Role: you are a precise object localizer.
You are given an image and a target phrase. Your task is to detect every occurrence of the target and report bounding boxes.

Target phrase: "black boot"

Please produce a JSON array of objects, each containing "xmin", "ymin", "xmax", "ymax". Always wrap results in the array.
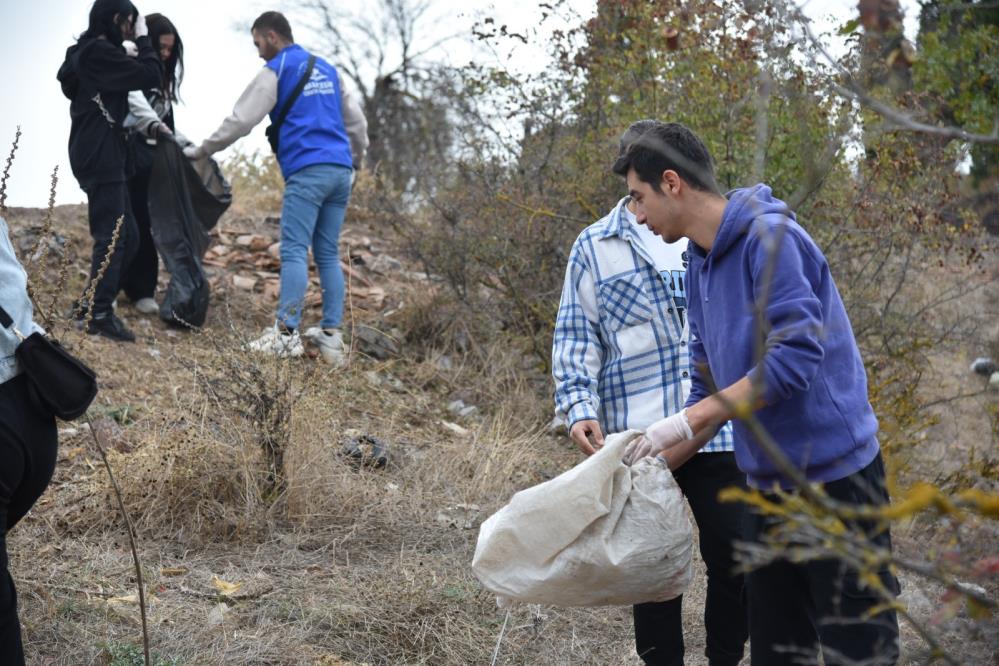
[{"xmin": 86, "ymin": 313, "xmax": 136, "ymax": 342}]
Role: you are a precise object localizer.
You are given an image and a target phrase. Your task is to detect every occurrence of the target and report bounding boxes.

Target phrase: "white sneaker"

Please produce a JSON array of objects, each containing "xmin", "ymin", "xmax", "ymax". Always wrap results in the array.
[
  {"xmin": 134, "ymin": 297, "xmax": 159, "ymax": 315},
  {"xmin": 247, "ymin": 326, "xmax": 305, "ymax": 358},
  {"xmin": 304, "ymin": 326, "xmax": 346, "ymax": 365}
]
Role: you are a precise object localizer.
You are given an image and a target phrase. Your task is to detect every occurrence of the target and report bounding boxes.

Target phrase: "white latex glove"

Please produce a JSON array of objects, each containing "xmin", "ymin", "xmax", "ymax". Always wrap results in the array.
[
  {"xmin": 623, "ymin": 409, "xmax": 694, "ymax": 465},
  {"xmin": 183, "ymin": 144, "xmax": 205, "ymax": 160},
  {"xmin": 122, "ymin": 40, "xmax": 138, "ymax": 57},
  {"xmin": 134, "ymin": 13, "xmax": 148, "ymax": 39}
]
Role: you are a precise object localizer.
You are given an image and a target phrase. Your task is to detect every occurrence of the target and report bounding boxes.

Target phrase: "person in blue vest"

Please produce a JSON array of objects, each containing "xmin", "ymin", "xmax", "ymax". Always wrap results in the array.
[{"xmin": 184, "ymin": 11, "xmax": 368, "ymax": 364}]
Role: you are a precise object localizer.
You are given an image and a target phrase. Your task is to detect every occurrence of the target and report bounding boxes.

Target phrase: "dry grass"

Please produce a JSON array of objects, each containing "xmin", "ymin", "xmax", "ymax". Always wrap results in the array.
[{"xmin": 3, "ymin": 202, "xmax": 997, "ymax": 665}]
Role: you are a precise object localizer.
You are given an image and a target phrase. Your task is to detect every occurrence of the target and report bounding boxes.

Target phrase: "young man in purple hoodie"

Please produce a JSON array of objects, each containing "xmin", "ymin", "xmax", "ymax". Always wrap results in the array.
[{"xmin": 614, "ymin": 121, "xmax": 900, "ymax": 665}]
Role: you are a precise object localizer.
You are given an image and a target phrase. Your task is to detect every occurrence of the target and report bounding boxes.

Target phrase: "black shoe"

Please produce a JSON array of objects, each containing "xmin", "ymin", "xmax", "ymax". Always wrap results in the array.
[{"xmin": 86, "ymin": 314, "xmax": 136, "ymax": 342}]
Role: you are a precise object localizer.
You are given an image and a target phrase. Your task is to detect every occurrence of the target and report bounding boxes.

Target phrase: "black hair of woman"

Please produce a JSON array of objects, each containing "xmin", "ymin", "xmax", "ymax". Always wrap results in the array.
[
  {"xmin": 82, "ymin": 0, "xmax": 138, "ymax": 46},
  {"xmin": 146, "ymin": 13, "xmax": 184, "ymax": 101}
]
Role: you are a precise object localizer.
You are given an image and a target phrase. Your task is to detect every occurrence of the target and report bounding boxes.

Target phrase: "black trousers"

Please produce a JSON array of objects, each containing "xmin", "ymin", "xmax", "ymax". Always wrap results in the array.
[
  {"xmin": 82, "ymin": 181, "xmax": 138, "ymax": 317},
  {"xmin": 746, "ymin": 452, "xmax": 901, "ymax": 666},
  {"xmin": 634, "ymin": 452, "xmax": 749, "ymax": 666},
  {"xmin": 0, "ymin": 374, "xmax": 58, "ymax": 665},
  {"xmin": 121, "ymin": 166, "xmax": 159, "ymax": 302}
]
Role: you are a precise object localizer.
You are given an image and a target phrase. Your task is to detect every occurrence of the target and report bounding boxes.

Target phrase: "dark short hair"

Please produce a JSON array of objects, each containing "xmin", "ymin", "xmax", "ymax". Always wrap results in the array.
[
  {"xmin": 252, "ymin": 11, "xmax": 294, "ymax": 42},
  {"xmin": 612, "ymin": 121, "xmax": 720, "ymax": 195},
  {"xmin": 617, "ymin": 119, "xmax": 658, "ymax": 158}
]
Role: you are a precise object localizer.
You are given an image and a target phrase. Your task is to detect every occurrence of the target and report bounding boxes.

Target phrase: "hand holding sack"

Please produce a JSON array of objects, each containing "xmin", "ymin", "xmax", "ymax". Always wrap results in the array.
[
  {"xmin": 183, "ymin": 144, "xmax": 205, "ymax": 160},
  {"xmin": 472, "ymin": 430, "xmax": 693, "ymax": 607},
  {"xmin": 623, "ymin": 408, "xmax": 694, "ymax": 464}
]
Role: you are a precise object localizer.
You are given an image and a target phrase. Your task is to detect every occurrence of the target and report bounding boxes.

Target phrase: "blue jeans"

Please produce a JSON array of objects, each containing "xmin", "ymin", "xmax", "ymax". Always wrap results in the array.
[{"xmin": 276, "ymin": 163, "xmax": 353, "ymax": 330}]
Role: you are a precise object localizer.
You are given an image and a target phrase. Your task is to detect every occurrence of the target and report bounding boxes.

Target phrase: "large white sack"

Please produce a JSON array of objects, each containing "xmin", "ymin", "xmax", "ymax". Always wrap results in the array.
[{"xmin": 472, "ymin": 430, "xmax": 693, "ymax": 607}]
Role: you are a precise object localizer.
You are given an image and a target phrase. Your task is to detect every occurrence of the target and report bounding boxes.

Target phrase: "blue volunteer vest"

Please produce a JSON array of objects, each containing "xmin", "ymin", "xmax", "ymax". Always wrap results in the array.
[{"xmin": 266, "ymin": 45, "xmax": 353, "ymax": 179}]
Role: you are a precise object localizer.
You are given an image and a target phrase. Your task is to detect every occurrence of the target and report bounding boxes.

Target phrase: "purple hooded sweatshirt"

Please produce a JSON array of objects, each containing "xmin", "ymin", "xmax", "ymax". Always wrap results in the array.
[{"xmin": 683, "ymin": 184, "xmax": 880, "ymax": 488}]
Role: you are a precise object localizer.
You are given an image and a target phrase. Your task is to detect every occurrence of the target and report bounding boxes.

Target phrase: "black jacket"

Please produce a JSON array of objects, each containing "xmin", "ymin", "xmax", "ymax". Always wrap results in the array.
[{"xmin": 57, "ymin": 35, "xmax": 161, "ymax": 189}]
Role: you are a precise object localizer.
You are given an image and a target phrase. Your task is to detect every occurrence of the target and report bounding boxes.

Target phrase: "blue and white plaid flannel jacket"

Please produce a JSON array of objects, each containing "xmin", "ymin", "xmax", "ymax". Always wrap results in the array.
[{"xmin": 552, "ymin": 197, "xmax": 734, "ymax": 453}]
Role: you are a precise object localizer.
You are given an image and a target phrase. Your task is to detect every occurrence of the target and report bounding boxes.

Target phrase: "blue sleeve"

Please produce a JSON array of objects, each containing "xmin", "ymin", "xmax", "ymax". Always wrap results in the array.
[
  {"xmin": 684, "ymin": 311, "xmax": 713, "ymax": 408},
  {"xmin": 746, "ymin": 221, "xmax": 826, "ymax": 403}
]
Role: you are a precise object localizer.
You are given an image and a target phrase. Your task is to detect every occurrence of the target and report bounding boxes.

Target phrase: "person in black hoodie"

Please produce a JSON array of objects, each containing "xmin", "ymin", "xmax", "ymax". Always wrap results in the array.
[{"xmin": 57, "ymin": 0, "xmax": 162, "ymax": 342}]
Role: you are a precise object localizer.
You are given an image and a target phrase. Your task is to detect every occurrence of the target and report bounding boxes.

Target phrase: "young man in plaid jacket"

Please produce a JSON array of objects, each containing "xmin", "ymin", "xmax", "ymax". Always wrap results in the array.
[{"xmin": 551, "ymin": 121, "xmax": 748, "ymax": 666}]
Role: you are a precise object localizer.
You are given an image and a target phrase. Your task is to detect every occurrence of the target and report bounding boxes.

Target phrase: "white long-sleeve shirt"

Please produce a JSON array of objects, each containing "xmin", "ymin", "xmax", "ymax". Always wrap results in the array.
[
  {"xmin": 198, "ymin": 66, "xmax": 369, "ymax": 168},
  {"xmin": 125, "ymin": 90, "xmax": 190, "ymax": 145}
]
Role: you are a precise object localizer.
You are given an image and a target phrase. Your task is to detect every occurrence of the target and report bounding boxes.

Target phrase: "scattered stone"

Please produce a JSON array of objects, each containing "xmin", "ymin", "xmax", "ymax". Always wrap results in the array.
[
  {"xmin": 267, "ymin": 242, "xmax": 281, "ymax": 260},
  {"xmin": 353, "ymin": 325, "xmax": 400, "ymax": 359},
  {"xmin": 990, "ymin": 372, "xmax": 999, "ymax": 391},
  {"xmin": 447, "ymin": 399, "xmax": 466, "ymax": 414},
  {"xmin": 232, "ymin": 275, "xmax": 257, "ymax": 291},
  {"xmin": 458, "ymin": 405, "xmax": 479, "ymax": 418},
  {"xmin": 441, "ymin": 420, "xmax": 470, "ymax": 437},
  {"xmin": 435, "ymin": 503, "xmax": 482, "ymax": 529},
  {"xmin": 235, "ymin": 234, "xmax": 271, "ymax": 251},
  {"xmin": 146, "ymin": 348, "xmax": 161, "ymax": 358},
  {"xmin": 16, "ymin": 227, "xmax": 67, "ymax": 259},
  {"xmin": 435, "ymin": 355, "xmax": 454, "ymax": 371},
  {"xmin": 368, "ymin": 254, "xmax": 404, "ymax": 275}
]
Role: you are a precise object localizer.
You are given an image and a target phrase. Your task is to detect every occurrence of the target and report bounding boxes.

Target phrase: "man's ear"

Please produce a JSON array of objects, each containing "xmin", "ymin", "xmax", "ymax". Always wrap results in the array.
[{"xmin": 661, "ymin": 170, "xmax": 681, "ymax": 194}]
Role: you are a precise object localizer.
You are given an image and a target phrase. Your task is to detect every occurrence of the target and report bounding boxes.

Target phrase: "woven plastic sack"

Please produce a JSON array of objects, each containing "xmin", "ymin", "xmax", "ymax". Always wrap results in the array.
[{"xmin": 472, "ymin": 430, "xmax": 693, "ymax": 607}]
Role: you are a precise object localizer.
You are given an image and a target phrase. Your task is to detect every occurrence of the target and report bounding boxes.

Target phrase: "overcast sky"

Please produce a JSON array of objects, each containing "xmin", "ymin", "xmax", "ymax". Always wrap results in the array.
[{"xmin": 0, "ymin": 0, "xmax": 918, "ymax": 207}]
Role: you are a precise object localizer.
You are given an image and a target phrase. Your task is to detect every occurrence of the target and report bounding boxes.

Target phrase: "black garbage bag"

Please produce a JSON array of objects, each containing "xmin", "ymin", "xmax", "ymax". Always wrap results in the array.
[{"xmin": 147, "ymin": 138, "xmax": 232, "ymax": 328}]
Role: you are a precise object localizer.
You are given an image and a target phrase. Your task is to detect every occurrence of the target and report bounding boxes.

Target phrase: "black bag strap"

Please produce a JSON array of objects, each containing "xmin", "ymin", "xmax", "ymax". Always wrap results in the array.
[
  {"xmin": 0, "ymin": 304, "xmax": 12, "ymax": 330},
  {"xmin": 272, "ymin": 55, "xmax": 317, "ymax": 138}
]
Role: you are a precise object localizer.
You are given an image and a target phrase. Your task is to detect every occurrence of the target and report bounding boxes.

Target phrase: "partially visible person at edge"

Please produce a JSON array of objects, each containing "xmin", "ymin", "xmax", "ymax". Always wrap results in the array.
[
  {"xmin": 616, "ymin": 121, "xmax": 900, "ymax": 665},
  {"xmin": 120, "ymin": 13, "xmax": 188, "ymax": 316},
  {"xmin": 57, "ymin": 0, "xmax": 162, "ymax": 342},
  {"xmin": 183, "ymin": 11, "xmax": 368, "ymax": 365},
  {"xmin": 552, "ymin": 121, "xmax": 748, "ymax": 666},
  {"xmin": 0, "ymin": 217, "xmax": 59, "ymax": 665}
]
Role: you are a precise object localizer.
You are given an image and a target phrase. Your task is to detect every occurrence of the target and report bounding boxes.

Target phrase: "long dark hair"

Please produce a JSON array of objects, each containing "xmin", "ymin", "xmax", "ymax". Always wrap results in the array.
[
  {"xmin": 81, "ymin": 0, "xmax": 138, "ymax": 46},
  {"xmin": 146, "ymin": 13, "xmax": 184, "ymax": 100}
]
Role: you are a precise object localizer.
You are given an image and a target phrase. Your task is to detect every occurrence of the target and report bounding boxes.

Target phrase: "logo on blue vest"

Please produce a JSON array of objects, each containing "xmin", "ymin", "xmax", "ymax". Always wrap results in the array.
[{"xmin": 303, "ymin": 67, "xmax": 336, "ymax": 98}]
